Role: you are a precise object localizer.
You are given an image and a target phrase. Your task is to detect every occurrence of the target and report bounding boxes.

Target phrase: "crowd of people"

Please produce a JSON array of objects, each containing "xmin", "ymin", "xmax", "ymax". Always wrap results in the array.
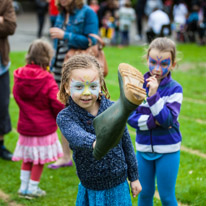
[
  {"xmin": 90, "ymin": 0, "xmax": 206, "ymax": 46},
  {"xmin": 10, "ymin": 0, "xmax": 206, "ymax": 46},
  {"xmin": 18, "ymin": 0, "xmax": 206, "ymax": 46},
  {"xmin": 0, "ymin": 0, "xmax": 192, "ymax": 205}
]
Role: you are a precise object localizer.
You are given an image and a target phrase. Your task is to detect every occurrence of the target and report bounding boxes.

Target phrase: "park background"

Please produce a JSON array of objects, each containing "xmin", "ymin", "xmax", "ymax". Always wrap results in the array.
[{"xmin": 0, "ymin": 3, "xmax": 206, "ymax": 206}]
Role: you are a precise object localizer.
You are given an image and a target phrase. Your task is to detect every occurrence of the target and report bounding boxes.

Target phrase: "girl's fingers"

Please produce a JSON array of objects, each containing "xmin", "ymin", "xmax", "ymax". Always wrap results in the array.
[
  {"xmin": 146, "ymin": 76, "xmax": 156, "ymax": 82},
  {"xmin": 132, "ymin": 188, "xmax": 138, "ymax": 197}
]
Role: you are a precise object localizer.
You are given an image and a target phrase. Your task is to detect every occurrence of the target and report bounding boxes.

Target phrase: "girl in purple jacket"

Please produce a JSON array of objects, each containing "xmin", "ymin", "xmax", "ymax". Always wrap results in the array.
[{"xmin": 128, "ymin": 37, "xmax": 183, "ymax": 206}]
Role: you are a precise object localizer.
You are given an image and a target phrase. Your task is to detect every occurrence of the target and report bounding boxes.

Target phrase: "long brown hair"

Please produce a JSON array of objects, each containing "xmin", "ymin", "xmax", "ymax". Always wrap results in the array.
[
  {"xmin": 58, "ymin": 54, "xmax": 110, "ymax": 105},
  {"xmin": 56, "ymin": 0, "xmax": 84, "ymax": 14}
]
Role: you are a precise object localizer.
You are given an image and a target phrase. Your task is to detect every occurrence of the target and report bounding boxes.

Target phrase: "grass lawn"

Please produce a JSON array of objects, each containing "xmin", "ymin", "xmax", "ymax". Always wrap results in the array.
[{"xmin": 0, "ymin": 43, "xmax": 206, "ymax": 206}]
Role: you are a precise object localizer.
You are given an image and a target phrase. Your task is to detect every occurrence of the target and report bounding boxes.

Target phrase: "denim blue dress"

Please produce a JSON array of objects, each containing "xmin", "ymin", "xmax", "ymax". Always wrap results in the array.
[{"xmin": 76, "ymin": 180, "xmax": 132, "ymax": 206}]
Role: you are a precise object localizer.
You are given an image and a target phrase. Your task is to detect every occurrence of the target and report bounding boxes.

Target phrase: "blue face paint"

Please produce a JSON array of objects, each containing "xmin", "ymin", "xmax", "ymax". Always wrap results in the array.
[
  {"xmin": 149, "ymin": 56, "xmax": 171, "ymax": 76},
  {"xmin": 70, "ymin": 79, "xmax": 100, "ymax": 98}
]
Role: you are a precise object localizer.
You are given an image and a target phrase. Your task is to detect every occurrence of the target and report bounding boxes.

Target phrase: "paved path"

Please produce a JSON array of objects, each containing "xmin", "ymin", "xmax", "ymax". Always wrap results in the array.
[{"xmin": 9, "ymin": 12, "xmax": 51, "ymax": 52}]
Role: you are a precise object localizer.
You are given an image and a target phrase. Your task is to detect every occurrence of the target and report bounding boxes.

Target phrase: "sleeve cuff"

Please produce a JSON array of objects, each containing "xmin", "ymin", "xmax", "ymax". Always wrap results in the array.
[
  {"xmin": 63, "ymin": 32, "xmax": 72, "ymax": 41},
  {"xmin": 128, "ymin": 172, "xmax": 139, "ymax": 182}
]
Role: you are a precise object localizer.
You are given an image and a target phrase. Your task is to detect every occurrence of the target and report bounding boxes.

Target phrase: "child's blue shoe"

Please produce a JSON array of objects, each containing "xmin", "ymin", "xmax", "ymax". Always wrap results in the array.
[
  {"xmin": 18, "ymin": 189, "xmax": 27, "ymax": 198},
  {"xmin": 26, "ymin": 187, "xmax": 46, "ymax": 199}
]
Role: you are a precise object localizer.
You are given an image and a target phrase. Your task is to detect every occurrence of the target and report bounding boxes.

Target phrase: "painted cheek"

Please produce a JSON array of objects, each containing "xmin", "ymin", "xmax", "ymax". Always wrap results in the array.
[
  {"xmin": 70, "ymin": 86, "xmax": 84, "ymax": 96},
  {"xmin": 149, "ymin": 64, "xmax": 155, "ymax": 73},
  {"xmin": 160, "ymin": 59, "xmax": 171, "ymax": 76},
  {"xmin": 90, "ymin": 86, "xmax": 100, "ymax": 98},
  {"xmin": 88, "ymin": 81, "xmax": 100, "ymax": 98},
  {"xmin": 161, "ymin": 67, "xmax": 169, "ymax": 76},
  {"xmin": 148, "ymin": 57, "xmax": 157, "ymax": 73}
]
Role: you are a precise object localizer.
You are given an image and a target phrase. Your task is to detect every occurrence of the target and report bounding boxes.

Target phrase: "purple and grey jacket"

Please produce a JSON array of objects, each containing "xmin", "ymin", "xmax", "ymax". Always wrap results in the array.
[{"xmin": 128, "ymin": 72, "xmax": 183, "ymax": 154}]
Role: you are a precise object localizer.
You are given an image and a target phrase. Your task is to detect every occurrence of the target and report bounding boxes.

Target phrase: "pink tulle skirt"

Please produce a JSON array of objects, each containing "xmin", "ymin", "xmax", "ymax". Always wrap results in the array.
[{"xmin": 12, "ymin": 132, "xmax": 63, "ymax": 165}]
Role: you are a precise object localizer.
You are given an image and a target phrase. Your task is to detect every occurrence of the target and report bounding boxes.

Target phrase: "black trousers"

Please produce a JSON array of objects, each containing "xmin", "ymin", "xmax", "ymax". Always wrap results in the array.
[
  {"xmin": 36, "ymin": 5, "xmax": 48, "ymax": 38},
  {"xmin": 0, "ymin": 71, "xmax": 11, "ymax": 135},
  {"xmin": 146, "ymin": 29, "xmax": 156, "ymax": 43}
]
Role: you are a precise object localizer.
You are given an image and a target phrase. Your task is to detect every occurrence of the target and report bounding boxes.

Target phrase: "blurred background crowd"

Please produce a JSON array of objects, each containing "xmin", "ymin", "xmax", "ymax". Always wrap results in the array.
[{"xmin": 11, "ymin": 0, "xmax": 206, "ymax": 46}]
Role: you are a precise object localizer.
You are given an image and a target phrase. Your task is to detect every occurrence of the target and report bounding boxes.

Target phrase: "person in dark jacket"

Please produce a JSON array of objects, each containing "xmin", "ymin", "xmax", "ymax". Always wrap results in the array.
[{"xmin": 0, "ymin": 0, "xmax": 16, "ymax": 160}]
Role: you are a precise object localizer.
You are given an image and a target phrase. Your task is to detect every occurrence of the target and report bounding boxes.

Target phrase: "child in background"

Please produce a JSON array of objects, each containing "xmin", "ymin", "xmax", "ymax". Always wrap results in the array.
[
  {"xmin": 118, "ymin": 0, "xmax": 136, "ymax": 46},
  {"xmin": 57, "ymin": 54, "xmax": 142, "ymax": 205},
  {"xmin": 186, "ymin": 4, "xmax": 199, "ymax": 42},
  {"xmin": 172, "ymin": 0, "xmax": 188, "ymax": 42},
  {"xmin": 12, "ymin": 39, "xmax": 64, "ymax": 198},
  {"xmin": 128, "ymin": 37, "xmax": 183, "ymax": 206},
  {"xmin": 100, "ymin": 10, "xmax": 115, "ymax": 44}
]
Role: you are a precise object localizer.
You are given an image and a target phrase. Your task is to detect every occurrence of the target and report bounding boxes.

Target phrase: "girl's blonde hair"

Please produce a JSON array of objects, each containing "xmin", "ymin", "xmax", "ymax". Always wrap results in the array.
[
  {"xmin": 56, "ymin": 0, "xmax": 84, "ymax": 14},
  {"xmin": 147, "ymin": 37, "xmax": 177, "ymax": 64},
  {"xmin": 26, "ymin": 39, "xmax": 53, "ymax": 70},
  {"xmin": 58, "ymin": 54, "xmax": 110, "ymax": 105}
]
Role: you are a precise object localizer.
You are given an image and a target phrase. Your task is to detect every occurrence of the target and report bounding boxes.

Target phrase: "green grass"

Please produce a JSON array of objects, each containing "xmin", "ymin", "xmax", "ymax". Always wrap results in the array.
[
  {"xmin": 180, "ymin": 118, "xmax": 206, "ymax": 153},
  {"xmin": 176, "ymin": 152, "xmax": 206, "ymax": 205},
  {"xmin": 0, "ymin": 44, "xmax": 206, "ymax": 205}
]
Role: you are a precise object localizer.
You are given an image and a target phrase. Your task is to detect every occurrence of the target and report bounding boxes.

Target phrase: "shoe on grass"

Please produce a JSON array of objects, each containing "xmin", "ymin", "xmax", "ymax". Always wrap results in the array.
[
  {"xmin": 47, "ymin": 160, "xmax": 73, "ymax": 169},
  {"xmin": 18, "ymin": 189, "xmax": 27, "ymax": 198},
  {"xmin": 0, "ymin": 146, "xmax": 13, "ymax": 160},
  {"xmin": 26, "ymin": 187, "xmax": 46, "ymax": 199}
]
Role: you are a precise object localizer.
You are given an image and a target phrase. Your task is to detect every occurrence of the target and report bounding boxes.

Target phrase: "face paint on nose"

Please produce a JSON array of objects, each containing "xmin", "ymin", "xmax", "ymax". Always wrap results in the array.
[{"xmin": 82, "ymin": 81, "xmax": 92, "ymax": 96}]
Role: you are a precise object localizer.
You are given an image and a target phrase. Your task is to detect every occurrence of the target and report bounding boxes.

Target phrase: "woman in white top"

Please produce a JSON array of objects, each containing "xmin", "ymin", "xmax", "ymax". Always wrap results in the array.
[
  {"xmin": 173, "ymin": 0, "xmax": 188, "ymax": 27},
  {"xmin": 173, "ymin": 0, "xmax": 188, "ymax": 41}
]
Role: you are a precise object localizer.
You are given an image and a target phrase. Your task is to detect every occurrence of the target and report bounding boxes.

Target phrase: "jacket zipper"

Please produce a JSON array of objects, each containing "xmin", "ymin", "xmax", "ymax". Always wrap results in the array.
[{"xmin": 150, "ymin": 130, "xmax": 154, "ymax": 152}]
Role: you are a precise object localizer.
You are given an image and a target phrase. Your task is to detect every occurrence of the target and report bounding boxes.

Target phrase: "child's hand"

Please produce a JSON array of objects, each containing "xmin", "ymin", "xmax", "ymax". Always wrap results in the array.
[
  {"xmin": 146, "ymin": 75, "xmax": 159, "ymax": 97},
  {"xmin": 130, "ymin": 179, "xmax": 142, "ymax": 198},
  {"xmin": 50, "ymin": 27, "xmax": 64, "ymax": 39}
]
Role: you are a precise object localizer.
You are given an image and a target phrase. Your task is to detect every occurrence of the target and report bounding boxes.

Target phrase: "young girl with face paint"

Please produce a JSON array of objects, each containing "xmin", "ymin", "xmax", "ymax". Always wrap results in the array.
[
  {"xmin": 128, "ymin": 37, "xmax": 183, "ymax": 206},
  {"xmin": 12, "ymin": 39, "xmax": 64, "ymax": 198},
  {"xmin": 57, "ymin": 54, "xmax": 142, "ymax": 206}
]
